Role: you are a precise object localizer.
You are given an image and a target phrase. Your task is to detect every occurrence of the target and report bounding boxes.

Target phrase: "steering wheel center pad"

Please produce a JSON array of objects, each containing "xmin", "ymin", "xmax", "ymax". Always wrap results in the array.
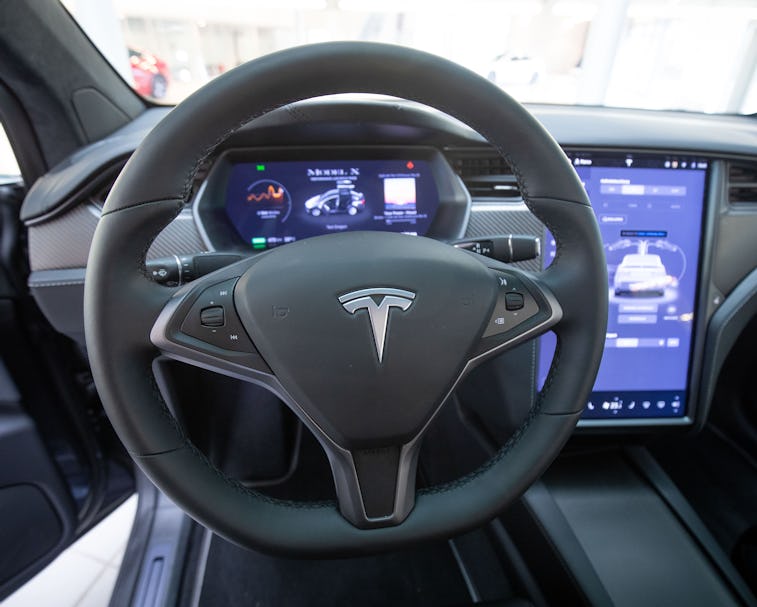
[{"xmin": 236, "ymin": 231, "xmax": 497, "ymax": 448}]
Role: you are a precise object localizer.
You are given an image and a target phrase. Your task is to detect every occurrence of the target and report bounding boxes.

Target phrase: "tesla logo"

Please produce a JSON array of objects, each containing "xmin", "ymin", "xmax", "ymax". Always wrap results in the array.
[{"xmin": 339, "ymin": 288, "xmax": 415, "ymax": 363}]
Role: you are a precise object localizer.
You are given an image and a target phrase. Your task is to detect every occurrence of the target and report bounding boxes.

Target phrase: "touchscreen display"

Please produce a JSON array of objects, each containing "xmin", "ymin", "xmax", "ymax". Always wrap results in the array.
[
  {"xmin": 225, "ymin": 159, "xmax": 439, "ymax": 249},
  {"xmin": 538, "ymin": 153, "xmax": 708, "ymax": 420}
]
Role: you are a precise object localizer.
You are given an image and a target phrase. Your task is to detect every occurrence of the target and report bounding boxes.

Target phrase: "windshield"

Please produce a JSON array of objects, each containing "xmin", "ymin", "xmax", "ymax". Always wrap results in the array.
[{"xmin": 63, "ymin": 0, "xmax": 757, "ymax": 114}]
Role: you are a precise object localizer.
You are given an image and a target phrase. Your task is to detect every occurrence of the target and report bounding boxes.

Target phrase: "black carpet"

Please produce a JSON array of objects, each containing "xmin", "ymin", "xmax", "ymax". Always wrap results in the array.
[{"xmin": 198, "ymin": 535, "xmax": 472, "ymax": 606}]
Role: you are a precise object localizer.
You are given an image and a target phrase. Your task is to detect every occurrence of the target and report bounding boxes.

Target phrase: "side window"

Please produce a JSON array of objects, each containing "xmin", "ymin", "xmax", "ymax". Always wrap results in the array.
[{"xmin": 0, "ymin": 124, "xmax": 21, "ymax": 182}]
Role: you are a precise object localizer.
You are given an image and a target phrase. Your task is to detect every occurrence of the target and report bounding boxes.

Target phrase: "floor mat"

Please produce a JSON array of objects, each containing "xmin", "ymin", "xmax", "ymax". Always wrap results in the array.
[{"xmin": 198, "ymin": 534, "xmax": 472, "ymax": 607}]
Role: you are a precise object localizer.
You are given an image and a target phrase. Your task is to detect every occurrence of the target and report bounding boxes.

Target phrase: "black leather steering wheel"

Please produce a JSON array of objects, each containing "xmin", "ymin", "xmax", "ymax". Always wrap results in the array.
[{"xmin": 84, "ymin": 42, "xmax": 607, "ymax": 556}]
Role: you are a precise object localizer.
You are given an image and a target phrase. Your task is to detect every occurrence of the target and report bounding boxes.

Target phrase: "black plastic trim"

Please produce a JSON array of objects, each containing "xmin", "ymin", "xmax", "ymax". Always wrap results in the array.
[
  {"xmin": 542, "ymin": 451, "xmax": 743, "ymax": 607},
  {"xmin": 20, "ymin": 109, "xmax": 170, "ymax": 223},
  {"xmin": 28, "ymin": 268, "xmax": 86, "ymax": 343},
  {"xmin": 0, "ymin": 412, "xmax": 77, "ymax": 599},
  {"xmin": 24, "ymin": 160, "xmax": 127, "ymax": 226},
  {"xmin": 627, "ymin": 446, "xmax": 757, "ymax": 606},
  {"xmin": 698, "ymin": 266, "xmax": 757, "ymax": 427},
  {"xmin": 519, "ymin": 482, "xmax": 613, "ymax": 606}
]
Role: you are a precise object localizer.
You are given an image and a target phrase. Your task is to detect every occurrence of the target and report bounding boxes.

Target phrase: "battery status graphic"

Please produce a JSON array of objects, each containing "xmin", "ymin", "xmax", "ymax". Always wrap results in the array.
[
  {"xmin": 256, "ymin": 164, "xmax": 266, "ymax": 172},
  {"xmin": 251, "ymin": 237, "xmax": 267, "ymax": 250}
]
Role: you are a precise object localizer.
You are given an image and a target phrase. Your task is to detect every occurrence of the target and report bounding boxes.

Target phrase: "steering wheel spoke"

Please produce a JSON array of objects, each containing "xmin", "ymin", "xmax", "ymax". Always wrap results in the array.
[
  {"xmin": 321, "ymin": 437, "xmax": 421, "ymax": 529},
  {"xmin": 468, "ymin": 264, "xmax": 562, "ymax": 366},
  {"xmin": 150, "ymin": 257, "xmax": 275, "ymax": 384}
]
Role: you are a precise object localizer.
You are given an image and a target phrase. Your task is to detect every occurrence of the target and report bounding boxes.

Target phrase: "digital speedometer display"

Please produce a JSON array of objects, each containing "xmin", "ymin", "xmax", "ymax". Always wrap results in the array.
[{"xmin": 224, "ymin": 159, "xmax": 440, "ymax": 249}]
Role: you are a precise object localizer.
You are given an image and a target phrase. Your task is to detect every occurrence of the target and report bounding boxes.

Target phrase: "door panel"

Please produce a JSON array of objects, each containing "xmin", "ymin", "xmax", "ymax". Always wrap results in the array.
[
  {"xmin": 0, "ymin": 383, "xmax": 76, "ymax": 595},
  {"xmin": 0, "ymin": 179, "xmax": 133, "ymax": 599}
]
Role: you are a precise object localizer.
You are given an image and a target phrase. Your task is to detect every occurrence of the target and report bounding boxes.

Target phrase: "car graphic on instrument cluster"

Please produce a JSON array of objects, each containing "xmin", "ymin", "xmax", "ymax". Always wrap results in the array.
[{"xmin": 305, "ymin": 187, "xmax": 366, "ymax": 216}]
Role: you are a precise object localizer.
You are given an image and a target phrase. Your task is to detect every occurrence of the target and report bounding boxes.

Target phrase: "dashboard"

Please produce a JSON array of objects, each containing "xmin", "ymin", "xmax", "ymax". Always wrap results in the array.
[
  {"xmin": 200, "ymin": 147, "xmax": 709, "ymax": 425},
  {"xmin": 20, "ymin": 99, "xmax": 757, "ymax": 432}
]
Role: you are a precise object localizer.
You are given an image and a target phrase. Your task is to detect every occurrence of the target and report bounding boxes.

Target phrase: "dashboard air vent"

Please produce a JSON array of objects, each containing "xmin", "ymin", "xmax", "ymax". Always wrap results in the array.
[
  {"xmin": 728, "ymin": 161, "xmax": 757, "ymax": 205},
  {"xmin": 447, "ymin": 149, "xmax": 521, "ymax": 201}
]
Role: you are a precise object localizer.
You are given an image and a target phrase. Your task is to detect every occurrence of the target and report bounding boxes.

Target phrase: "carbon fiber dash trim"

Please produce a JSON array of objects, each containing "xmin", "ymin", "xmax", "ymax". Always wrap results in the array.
[
  {"xmin": 29, "ymin": 202, "xmax": 540, "ymax": 272},
  {"xmin": 466, "ymin": 203, "xmax": 545, "ymax": 272},
  {"xmin": 146, "ymin": 213, "xmax": 208, "ymax": 259},
  {"xmin": 28, "ymin": 205, "xmax": 208, "ymax": 271},
  {"xmin": 28, "ymin": 204, "xmax": 99, "ymax": 271}
]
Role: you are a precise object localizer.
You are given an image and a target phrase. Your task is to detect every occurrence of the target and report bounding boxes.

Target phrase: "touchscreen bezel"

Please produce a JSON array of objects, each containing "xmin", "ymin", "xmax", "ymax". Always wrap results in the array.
[
  {"xmin": 561, "ymin": 149, "xmax": 715, "ymax": 431},
  {"xmin": 193, "ymin": 146, "xmax": 470, "ymax": 251}
]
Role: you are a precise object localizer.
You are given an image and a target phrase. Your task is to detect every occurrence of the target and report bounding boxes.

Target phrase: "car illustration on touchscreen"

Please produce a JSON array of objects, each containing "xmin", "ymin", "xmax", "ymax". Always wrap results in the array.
[
  {"xmin": 304, "ymin": 187, "xmax": 366, "ymax": 216},
  {"xmin": 613, "ymin": 253, "xmax": 674, "ymax": 297}
]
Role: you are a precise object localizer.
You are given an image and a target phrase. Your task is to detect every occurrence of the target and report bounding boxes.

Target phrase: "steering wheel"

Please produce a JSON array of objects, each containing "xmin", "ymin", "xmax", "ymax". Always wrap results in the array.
[{"xmin": 84, "ymin": 42, "xmax": 607, "ymax": 556}]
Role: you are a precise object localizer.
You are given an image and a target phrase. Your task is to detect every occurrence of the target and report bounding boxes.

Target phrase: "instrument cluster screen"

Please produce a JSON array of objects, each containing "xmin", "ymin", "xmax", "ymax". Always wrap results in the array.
[{"xmin": 225, "ymin": 159, "xmax": 440, "ymax": 250}]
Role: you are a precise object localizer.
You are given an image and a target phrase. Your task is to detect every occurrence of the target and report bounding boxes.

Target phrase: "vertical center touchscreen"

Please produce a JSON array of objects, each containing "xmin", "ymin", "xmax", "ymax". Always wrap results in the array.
[
  {"xmin": 538, "ymin": 154, "xmax": 707, "ymax": 421},
  {"xmin": 224, "ymin": 159, "xmax": 439, "ymax": 249}
]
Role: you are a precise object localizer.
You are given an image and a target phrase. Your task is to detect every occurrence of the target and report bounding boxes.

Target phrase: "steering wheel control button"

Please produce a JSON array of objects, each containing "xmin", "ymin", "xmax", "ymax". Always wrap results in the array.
[
  {"xmin": 482, "ymin": 272, "xmax": 540, "ymax": 337},
  {"xmin": 200, "ymin": 306, "xmax": 225, "ymax": 327},
  {"xmin": 505, "ymin": 292, "xmax": 524, "ymax": 311},
  {"xmin": 180, "ymin": 278, "xmax": 254, "ymax": 352}
]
